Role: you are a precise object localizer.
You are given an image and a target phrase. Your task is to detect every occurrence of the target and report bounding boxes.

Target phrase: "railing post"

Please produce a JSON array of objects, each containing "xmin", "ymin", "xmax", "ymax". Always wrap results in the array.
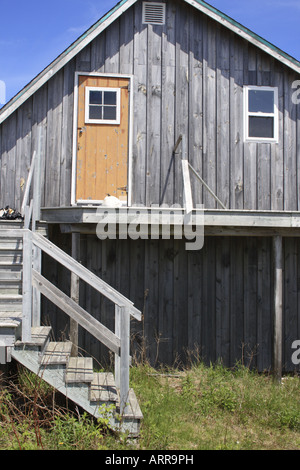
[
  {"xmin": 70, "ymin": 232, "xmax": 80, "ymax": 356},
  {"xmin": 115, "ymin": 305, "xmax": 121, "ymax": 389},
  {"xmin": 32, "ymin": 244, "xmax": 41, "ymax": 327},
  {"xmin": 22, "ymin": 229, "xmax": 32, "ymax": 342},
  {"xmin": 118, "ymin": 305, "xmax": 130, "ymax": 415}
]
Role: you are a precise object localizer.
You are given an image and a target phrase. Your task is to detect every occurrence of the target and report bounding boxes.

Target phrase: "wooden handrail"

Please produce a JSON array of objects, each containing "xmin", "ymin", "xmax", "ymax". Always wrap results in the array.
[
  {"xmin": 32, "ymin": 269, "xmax": 121, "ymax": 355},
  {"xmin": 32, "ymin": 231, "xmax": 141, "ymax": 320},
  {"xmin": 21, "ymin": 228, "xmax": 141, "ymax": 414}
]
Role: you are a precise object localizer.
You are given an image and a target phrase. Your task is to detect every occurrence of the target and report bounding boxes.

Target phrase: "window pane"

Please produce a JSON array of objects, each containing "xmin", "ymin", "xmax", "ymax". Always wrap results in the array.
[
  {"xmin": 249, "ymin": 116, "xmax": 274, "ymax": 138},
  {"xmin": 103, "ymin": 106, "xmax": 117, "ymax": 120},
  {"xmin": 89, "ymin": 91, "xmax": 102, "ymax": 105},
  {"xmin": 104, "ymin": 91, "xmax": 117, "ymax": 106},
  {"xmin": 249, "ymin": 90, "xmax": 274, "ymax": 113},
  {"xmin": 89, "ymin": 106, "xmax": 102, "ymax": 120}
]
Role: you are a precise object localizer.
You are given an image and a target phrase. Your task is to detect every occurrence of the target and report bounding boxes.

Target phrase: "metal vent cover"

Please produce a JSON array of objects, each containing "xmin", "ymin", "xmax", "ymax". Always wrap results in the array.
[{"xmin": 142, "ymin": 2, "xmax": 166, "ymax": 25}]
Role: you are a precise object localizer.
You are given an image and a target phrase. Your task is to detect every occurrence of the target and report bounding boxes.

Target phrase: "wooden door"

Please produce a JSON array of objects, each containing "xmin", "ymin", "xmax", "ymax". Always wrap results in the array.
[{"xmin": 76, "ymin": 75, "xmax": 129, "ymax": 202}]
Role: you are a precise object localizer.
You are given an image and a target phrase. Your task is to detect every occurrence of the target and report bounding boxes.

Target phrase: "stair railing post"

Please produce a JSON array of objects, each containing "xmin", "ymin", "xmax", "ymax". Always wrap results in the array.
[
  {"xmin": 119, "ymin": 305, "xmax": 130, "ymax": 415},
  {"xmin": 32, "ymin": 126, "xmax": 43, "ymax": 326},
  {"xmin": 22, "ymin": 229, "xmax": 32, "ymax": 342},
  {"xmin": 115, "ymin": 304, "xmax": 121, "ymax": 389}
]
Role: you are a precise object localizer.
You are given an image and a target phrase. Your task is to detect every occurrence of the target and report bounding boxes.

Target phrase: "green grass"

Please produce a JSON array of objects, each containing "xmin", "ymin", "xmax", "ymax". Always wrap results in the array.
[{"xmin": 0, "ymin": 361, "xmax": 299, "ymax": 450}]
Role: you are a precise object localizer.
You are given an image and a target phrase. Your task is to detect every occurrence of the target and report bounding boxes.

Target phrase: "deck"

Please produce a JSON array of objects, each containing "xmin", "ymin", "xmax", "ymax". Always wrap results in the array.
[{"xmin": 40, "ymin": 206, "xmax": 300, "ymax": 237}]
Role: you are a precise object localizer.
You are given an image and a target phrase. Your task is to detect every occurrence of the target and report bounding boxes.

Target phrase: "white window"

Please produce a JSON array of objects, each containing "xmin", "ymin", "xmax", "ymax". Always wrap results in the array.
[
  {"xmin": 85, "ymin": 87, "xmax": 121, "ymax": 124},
  {"xmin": 244, "ymin": 86, "xmax": 278, "ymax": 142}
]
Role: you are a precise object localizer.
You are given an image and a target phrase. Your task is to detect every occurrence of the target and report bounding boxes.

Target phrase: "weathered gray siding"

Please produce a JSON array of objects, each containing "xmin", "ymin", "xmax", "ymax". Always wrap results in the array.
[
  {"xmin": 43, "ymin": 230, "xmax": 300, "ymax": 372},
  {"xmin": 0, "ymin": 0, "xmax": 299, "ymax": 211}
]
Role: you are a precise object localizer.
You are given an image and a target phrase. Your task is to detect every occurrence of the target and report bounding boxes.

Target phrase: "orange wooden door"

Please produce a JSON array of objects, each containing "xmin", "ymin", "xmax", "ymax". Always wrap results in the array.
[{"xmin": 76, "ymin": 75, "xmax": 129, "ymax": 202}]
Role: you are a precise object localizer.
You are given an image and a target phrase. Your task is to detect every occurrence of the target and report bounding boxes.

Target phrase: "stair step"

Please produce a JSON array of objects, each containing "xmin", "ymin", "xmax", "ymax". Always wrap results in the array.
[
  {"xmin": 0, "ymin": 311, "xmax": 22, "ymax": 328},
  {"xmin": 123, "ymin": 389, "xmax": 144, "ymax": 420},
  {"xmin": 65, "ymin": 357, "xmax": 94, "ymax": 384},
  {"xmin": 0, "ymin": 241, "xmax": 23, "ymax": 250},
  {"xmin": 15, "ymin": 326, "xmax": 52, "ymax": 348},
  {"xmin": 0, "ymin": 262, "xmax": 22, "ymax": 271},
  {"xmin": 0, "ymin": 294, "xmax": 22, "ymax": 304},
  {"xmin": 90, "ymin": 372, "xmax": 118, "ymax": 402},
  {"xmin": 0, "ymin": 254, "xmax": 22, "ymax": 264},
  {"xmin": 41, "ymin": 341, "xmax": 72, "ymax": 365},
  {"xmin": 0, "ymin": 271, "xmax": 22, "ymax": 281},
  {"xmin": 0, "ymin": 285, "xmax": 21, "ymax": 295}
]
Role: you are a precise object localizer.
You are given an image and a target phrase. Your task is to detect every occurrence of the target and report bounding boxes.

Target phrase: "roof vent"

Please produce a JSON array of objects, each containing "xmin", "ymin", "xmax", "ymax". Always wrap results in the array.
[{"xmin": 142, "ymin": 2, "xmax": 166, "ymax": 25}]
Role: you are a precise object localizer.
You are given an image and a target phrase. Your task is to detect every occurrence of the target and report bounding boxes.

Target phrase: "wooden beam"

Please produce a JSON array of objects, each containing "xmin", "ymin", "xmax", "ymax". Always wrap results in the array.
[{"xmin": 272, "ymin": 235, "xmax": 283, "ymax": 383}]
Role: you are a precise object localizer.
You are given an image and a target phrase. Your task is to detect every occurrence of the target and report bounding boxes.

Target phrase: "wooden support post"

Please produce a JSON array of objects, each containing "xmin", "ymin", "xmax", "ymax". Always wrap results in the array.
[
  {"xmin": 272, "ymin": 235, "xmax": 283, "ymax": 383},
  {"xmin": 70, "ymin": 232, "xmax": 80, "ymax": 356},
  {"xmin": 115, "ymin": 305, "xmax": 121, "ymax": 389},
  {"xmin": 119, "ymin": 306, "xmax": 130, "ymax": 415},
  {"xmin": 22, "ymin": 229, "xmax": 32, "ymax": 342},
  {"xmin": 32, "ymin": 246, "xmax": 41, "ymax": 327}
]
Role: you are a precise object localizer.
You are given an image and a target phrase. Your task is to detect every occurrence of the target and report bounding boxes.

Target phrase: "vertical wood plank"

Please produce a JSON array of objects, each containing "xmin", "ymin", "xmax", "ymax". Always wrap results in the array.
[
  {"xmin": 216, "ymin": 27, "xmax": 230, "ymax": 209},
  {"xmin": 283, "ymin": 237, "xmax": 298, "ymax": 372},
  {"xmin": 189, "ymin": 12, "xmax": 203, "ymax": 206},
  {"xmin": 175, "ymin": 2, "xmax": 189, "ymax": 206},
  {"xmin": 243, "ymin": 238, "xmax": 258, "ymax": 367},
  {"xmin": 119, "ymin": 8, "xmax": 134, "ymax": 75},
  {"xmin": 146, "ymin": 23, "xmax": 162, "ymax": 206},
  {"xmin": 132, "ymin": 2, "xmax": 147, "ymax": 204},
  {"xmin": 160, "ymin": 2, "xmax": 176, "ymax": 205},
  {"xmin": 230, "ymin": 36, "xmax": 244, "ymax": 209}
]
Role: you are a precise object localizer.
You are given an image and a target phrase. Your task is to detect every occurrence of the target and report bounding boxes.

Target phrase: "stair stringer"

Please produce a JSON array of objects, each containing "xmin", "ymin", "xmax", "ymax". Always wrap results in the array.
[{"xmin": 11, "ymin": 347, "xmax": 141, "ymax": 437}]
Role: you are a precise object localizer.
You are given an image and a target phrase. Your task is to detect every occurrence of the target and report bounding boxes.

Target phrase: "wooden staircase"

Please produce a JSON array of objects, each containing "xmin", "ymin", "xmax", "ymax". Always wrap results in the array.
[
  {"xmin": 11, "ymin": 327, "xmax": 143, "ymax": 436},
  {"xmin": 0, "ymin": 221, "xmax": 143, "ymax": 437}
]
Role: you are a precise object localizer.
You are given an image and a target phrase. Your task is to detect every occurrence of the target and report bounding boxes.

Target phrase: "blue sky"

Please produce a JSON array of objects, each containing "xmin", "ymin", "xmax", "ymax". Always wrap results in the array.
[{"xmin": 1, "ymin": 0, "xmax": 300, "ymax": 106}]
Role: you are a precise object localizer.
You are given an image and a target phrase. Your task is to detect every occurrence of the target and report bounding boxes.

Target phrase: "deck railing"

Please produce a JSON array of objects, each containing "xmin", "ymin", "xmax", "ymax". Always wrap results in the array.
[{"xmin": 19, "ymin": 228, "xmax": 141, "ymax": 414}]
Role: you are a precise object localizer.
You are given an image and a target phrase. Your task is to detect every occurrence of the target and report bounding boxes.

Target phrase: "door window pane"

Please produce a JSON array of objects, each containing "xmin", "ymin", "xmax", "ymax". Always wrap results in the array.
[
  {"xmin": 104, "ymin": 91, "xmax": 117, "ymax": 106},
  {"xmin": 89, "ymin": 90, "xmax": 102, "ymax": 105},
  {"xmin": 103, "ymin": 107, "xmax": 117, "ymax": 120},
  {"xmin": 89, "ymin": 106, "xmax": 103, "ymax": 120}
]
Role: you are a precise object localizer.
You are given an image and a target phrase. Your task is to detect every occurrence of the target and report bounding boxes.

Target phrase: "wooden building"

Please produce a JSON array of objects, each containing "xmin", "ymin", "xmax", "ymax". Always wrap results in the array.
[{"xmin": 1, "ymin": 0, "xmax": 300, "ymax": 375}]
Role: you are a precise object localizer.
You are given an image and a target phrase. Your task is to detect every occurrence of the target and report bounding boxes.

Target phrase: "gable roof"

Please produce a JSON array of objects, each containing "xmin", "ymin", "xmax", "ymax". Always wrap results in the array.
[{"xmin": 1, "ymin": 0, "xmax": 300, "ymax": 125}]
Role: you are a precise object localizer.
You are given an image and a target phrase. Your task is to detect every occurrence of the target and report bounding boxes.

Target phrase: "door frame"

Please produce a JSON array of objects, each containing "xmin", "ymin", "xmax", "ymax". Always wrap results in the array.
[{"xmin": 71, "ymin": 72, "xmax": 134, "ymax": 206}]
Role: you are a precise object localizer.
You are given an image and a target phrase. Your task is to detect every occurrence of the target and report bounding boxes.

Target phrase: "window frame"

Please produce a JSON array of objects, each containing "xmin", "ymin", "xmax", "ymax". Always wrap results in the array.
[
  {"xmin": 85, "ymin": 86, "xmax": 121, "ymax": 125},
  {"xmin": 244, "ymin": 85, "xmax": 279, "ymax": 143}
]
